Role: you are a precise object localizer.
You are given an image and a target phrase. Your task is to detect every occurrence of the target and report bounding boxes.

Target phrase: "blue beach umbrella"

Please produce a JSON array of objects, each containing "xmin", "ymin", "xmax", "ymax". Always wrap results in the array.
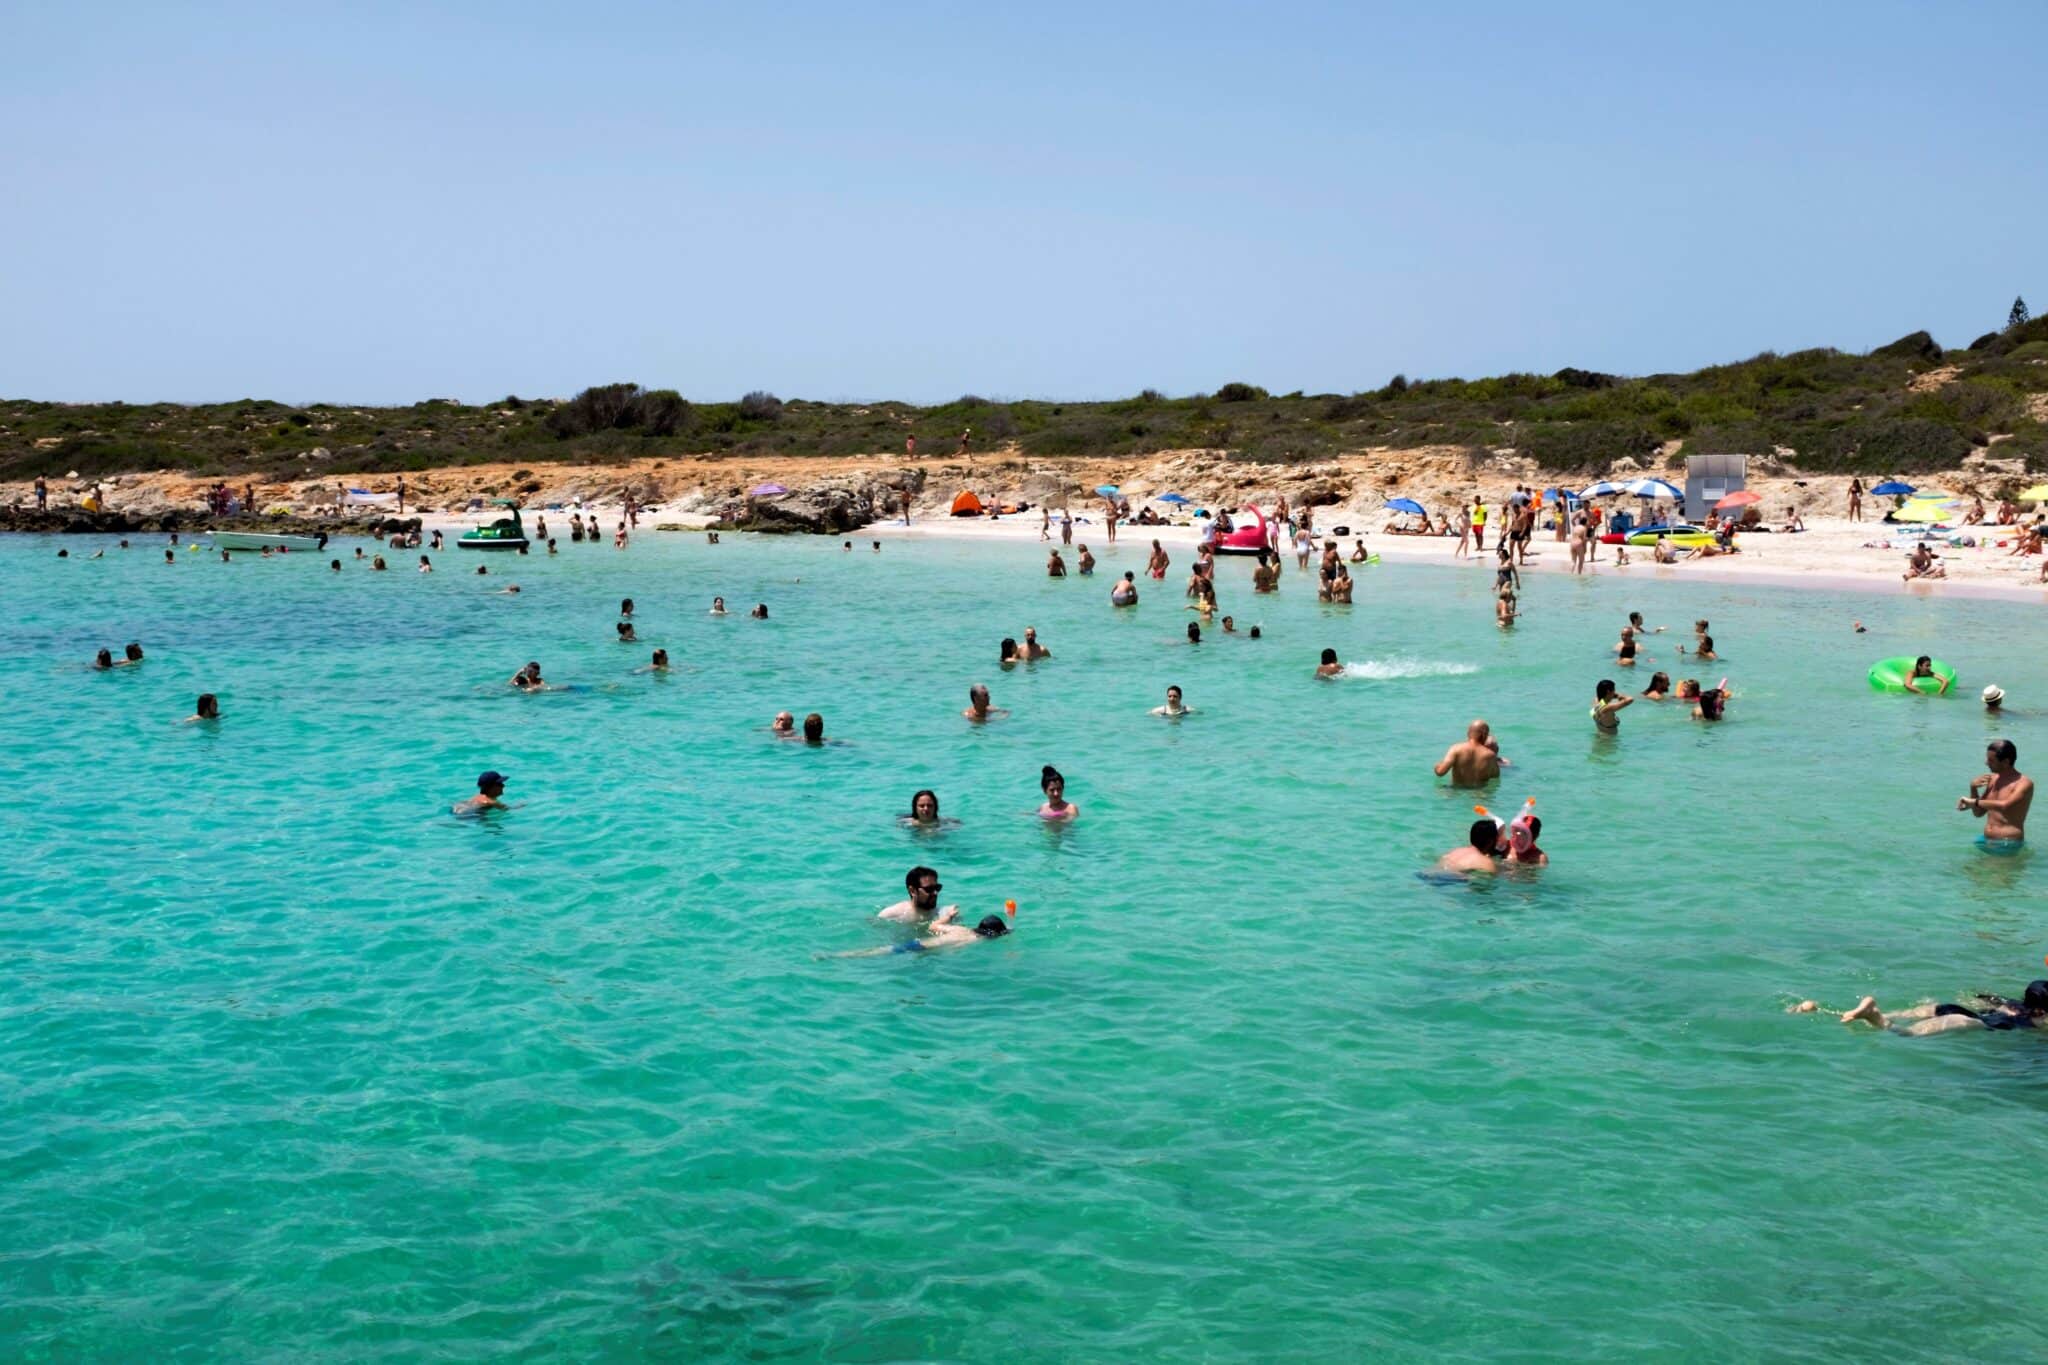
[
  {"xmin": 1578, "ymin": 480, "xmax": 1627, "ymax": 497},
  {"xmin": 1095, "ymin": 484, "xmax": 1120, "ymax": 496},
  {"xmin": 1871, "ymin": 480, "xmax": 1915, "ymax": 496},
  {"xmin": 1386, "ymin": 497, "xmax": 1427, "ymax": 515},
  {"xmin": 1625, "ymin": 477, "xmax": 1683, "ymax": 500},
  {"xmin": 1156, "ymin": 492, "xmax": 1192, "ymax": 505}
]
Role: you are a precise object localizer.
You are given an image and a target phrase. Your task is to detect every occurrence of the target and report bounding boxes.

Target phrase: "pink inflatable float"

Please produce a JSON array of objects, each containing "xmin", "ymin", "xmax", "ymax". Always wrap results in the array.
[{"xmin": 1213, "ymin": 505, "xmax": 1271, "ymax": 556}]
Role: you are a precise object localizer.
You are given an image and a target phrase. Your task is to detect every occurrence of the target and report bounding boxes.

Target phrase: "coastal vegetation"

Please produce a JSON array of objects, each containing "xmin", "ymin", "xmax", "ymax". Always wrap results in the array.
[{"xmin": 6, "ymin": 316, "xmax": 2046, "ymax": 482}]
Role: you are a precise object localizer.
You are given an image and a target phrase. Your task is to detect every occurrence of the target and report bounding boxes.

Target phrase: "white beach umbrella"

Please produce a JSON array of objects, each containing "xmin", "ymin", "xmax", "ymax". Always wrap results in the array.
[
  {"xmin": 1578, "ymin": 480, "xmax": 1627, "ymax": 497},
  {"xmin": 1624, "ymin": 477, "xmax": 1683, "ymax": 500}
]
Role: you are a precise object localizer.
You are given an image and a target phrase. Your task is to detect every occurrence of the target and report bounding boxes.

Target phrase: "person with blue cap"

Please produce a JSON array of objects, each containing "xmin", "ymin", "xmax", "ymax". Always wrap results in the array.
[{"xmin": 453, "ymin": 771, "xmax": 510, "ymax": 817}]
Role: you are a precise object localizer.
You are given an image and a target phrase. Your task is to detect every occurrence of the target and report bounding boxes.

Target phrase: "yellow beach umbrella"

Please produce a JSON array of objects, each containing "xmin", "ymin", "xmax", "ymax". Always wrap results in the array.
[
  {"xmin": 2016, "ymin": 484, "xmax": 2048, "ymax": 502},
  {"xmin": 1893, "ymin": 497, "xmax": 1958, "ymax": 523}
]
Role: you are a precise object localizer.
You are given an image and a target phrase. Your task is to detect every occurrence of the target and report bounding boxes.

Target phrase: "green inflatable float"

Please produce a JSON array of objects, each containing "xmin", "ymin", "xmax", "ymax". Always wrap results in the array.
[{"xmin": 1868, "ymin": 656, "xmax": 1956, "ymax": 694}]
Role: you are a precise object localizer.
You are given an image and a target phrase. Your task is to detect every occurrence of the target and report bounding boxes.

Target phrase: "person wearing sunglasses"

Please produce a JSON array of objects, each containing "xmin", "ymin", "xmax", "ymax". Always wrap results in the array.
[{"xmin": 878, "ymin": 866, "xmax": 955, "ymax": 924}]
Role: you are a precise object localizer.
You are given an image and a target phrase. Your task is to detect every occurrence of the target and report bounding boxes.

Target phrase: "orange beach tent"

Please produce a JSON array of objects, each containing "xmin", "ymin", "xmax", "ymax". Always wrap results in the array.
[{"xmin": 949, "ymin": 490, "xmax": 985, "ymax": 517}]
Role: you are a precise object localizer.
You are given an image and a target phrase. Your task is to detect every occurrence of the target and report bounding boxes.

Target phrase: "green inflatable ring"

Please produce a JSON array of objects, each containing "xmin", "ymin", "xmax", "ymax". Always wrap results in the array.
[{"xmin": 1868, "ymin": 656, "xmax": 1956, "ymax": 694}]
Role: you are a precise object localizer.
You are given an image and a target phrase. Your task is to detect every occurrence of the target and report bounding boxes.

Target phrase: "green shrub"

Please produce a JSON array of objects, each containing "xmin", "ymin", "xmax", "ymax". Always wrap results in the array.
[{"xmin": 1214, "ymin": 382, "xmax": 1268, "ymax": 402}]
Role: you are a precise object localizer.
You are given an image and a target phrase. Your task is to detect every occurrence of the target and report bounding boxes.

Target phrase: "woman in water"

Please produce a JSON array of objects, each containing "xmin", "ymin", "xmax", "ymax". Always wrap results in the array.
[
  {"xmin": 1804, "ymin": 980, "xmax": 2048, "ymax": 1036},
  {"xmin": 1591, "ymin": 678, "xmax": 1634, "ymax": 732},
  {"xmin": 1186, "ymin": 622, "xmax": 1201, "ymax": 644},
  {"xmin": 1037, "ymin": 766, "xmax": 1078, "ymax": 821},
  {"xmin": 183, "ymin": 693, "xmax": 221, "ymax": 723},
  {"xmin": 999, "ymin": 638, "xmax": 1019, "ymax": 668},
  {"xmin": 418, "ymin": 555, "xmax": 433, "ymax": 573},
  {"xmin": 710, "ymin": 597, "xmax": 727, "ymax": 615},
  {"xmin": 647, "ymin": 649, "xmax": 670, "ymax": 672},
  {"xmin": 616, "ymin": 621, "xmax": 637, "ymax": 642},
  {"xmin": 904, "ymin": 789, "xmax": 942, "ymax": 827},
  {"xmin": 620, "ymin": 597, "xmax": 635, "ymax": 618},
  {"xmin": 1693, "ymin": 683, "xmax": 1728, "ymax": 722},
  {"xmin": 93, "ymin": 648, "xmax": 114, "ymax": 670},
  {"xmin": 1904, "ymin": 655, "xmax": 1951, "ymax": 696}
]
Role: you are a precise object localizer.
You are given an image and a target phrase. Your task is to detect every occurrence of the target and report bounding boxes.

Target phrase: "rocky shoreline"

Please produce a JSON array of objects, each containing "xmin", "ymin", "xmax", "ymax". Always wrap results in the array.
[{"xmin": 0, "ymin": 506, "xmax": 422, "ymax": 538}]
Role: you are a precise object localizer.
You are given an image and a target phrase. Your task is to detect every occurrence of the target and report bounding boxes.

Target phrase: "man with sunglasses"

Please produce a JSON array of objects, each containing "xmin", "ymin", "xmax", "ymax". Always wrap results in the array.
[{"xmin": 879, "ymin": 866, "xmax": 956, "ymax": 923}]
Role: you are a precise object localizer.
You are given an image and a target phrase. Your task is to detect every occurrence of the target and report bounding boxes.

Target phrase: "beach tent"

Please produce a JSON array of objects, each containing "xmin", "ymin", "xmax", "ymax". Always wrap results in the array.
[{"xmin": 949, "ymin": 490, "xmax": 985, "ymax": 517}]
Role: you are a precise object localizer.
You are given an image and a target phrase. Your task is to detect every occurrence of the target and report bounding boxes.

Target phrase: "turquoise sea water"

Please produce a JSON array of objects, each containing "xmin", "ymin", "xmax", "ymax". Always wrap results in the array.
[{"xmin": 4, "ymin": 529, "xmax": 2046, "ymax": 1360}]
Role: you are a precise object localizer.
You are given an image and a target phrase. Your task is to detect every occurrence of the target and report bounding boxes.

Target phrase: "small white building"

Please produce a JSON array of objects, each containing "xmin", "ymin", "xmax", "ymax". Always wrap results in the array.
[{"xmin": 1685, "ymin": 453, "xmax": 1747, "ymax": 522}]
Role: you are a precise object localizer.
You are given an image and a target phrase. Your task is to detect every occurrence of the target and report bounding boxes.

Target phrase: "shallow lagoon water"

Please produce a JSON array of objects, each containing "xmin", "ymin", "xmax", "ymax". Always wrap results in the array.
[{"xmin": 3, "ymin": 530, "xmax": 2046, "ymax": 1360}]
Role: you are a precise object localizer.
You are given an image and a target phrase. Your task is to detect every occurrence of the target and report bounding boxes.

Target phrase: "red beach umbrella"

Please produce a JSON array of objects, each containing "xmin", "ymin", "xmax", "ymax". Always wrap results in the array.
[{"xmin": 1714, "ymin": 490, "xmax": 1763, "ymax": 510}]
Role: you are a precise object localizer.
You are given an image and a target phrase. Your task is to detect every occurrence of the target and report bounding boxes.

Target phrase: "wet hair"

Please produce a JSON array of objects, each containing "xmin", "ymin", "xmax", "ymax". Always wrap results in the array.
[
  {"xmin": 1647, "ymin": 671, "xmax": 1671, "ymax": 694},
  {"xmin": 651, "ymin": 649, "xmax": 668, "ymax": 666},
  {"xmin": 1695, "ymin": 619, "xmax": 1709, "ymax": 632},
  {"xmin": 1249, "ymin": 626, "xmax": 1261, "ymax": 639},
  {"xmin": 195, "ymin": 693, "xmax": 219, "ymax": 718},
  {"xmin": 1166, "ymin": 685, "xmax": 1182, "ymax": 698},
  {"xmin": 802, "ymin": 712, "xmax": 824, "ymax": 741},
  {"xmin": 1698, "ymin": 635, "xmax": 1714, "ymax": 653},
  {"xmin": 1522, "ymin": 815, "xmax": 1542, "ymax": 843},
  {"xmin": 1000, "ymin": 637, "xmax": 1018, "ymax": 660},
  {"xmin": 1123, "ymin": 571, "xmax": 1134, "ymax": 581},
  {"xmin": 1470, "ymin": 819, "xmax": 1500, "ymax": 852},
  {"xmin": 2025, "ymin": 980, "xmax": 2048, "ymax": 1014},
  {"xmin": 909, "ymin": 790, "xmax": 939, "ymax": 820},
  {"xmin": 1629, "ymin": 612, "xmax": 1644, "ymax": 627},
  {"xmin": 1678, "ymin": 678, "xmax": 1701, "ymax": 699},
  {"xmin": 1187, "ymin": 622, "xmax": 1201, "ymax": 643},
  {"xmin": 1320, "ymin": 648, "xmax": 1338, "ymax": 665},
  {"xmin": 906, "ymin": 864, "xmax": 937, "ymax": 892},
  {"xmin": 1698, "ymin": 688, "xmax": 1726, "ymax": 721},
  {"xmin": 1914, "ymin": 654, "xmax": 1932, "ymax": 670},
  {"xmin": 1988, "ymin": 738, "xmax": 2018, "ymax": 764},
  {"xmin": 94, "ymin": 648, "xmax": 112, "ymax": 667},
  {"xmin": 1040, "ymin": 765, "xmax": 1064, "ymax": 793},
  {"xmin": 969, "ymin": 684, "xmax": 989, "ymax": 703},
  {"xmin": 1618, "ymin": 639, "xmax": 1636, "ymax": 660},
  {"xmin": 1596, "ymin": 679, "xmax": 1617, "ymax": 701},
  {"xmin": 616, "ymin": 621, "xmax": 633, "ymax": 637},
  {"xmin": 973, "ymin": 915, "xmax": 1010, "ymax": 938},
  {"xmin": 620, "ymin": 598, "xmax": 634, "ymax": 615},
  {"xmin": 125, "ymin": 642, "xmax": 143, "ymax": 660}
]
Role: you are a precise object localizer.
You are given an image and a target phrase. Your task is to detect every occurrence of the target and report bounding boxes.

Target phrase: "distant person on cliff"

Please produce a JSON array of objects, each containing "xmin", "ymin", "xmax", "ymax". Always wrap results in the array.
[
  {"xmin": 958, "ymin": 428, "xmax": 971, "ymax": 455},
  {"xmin": 395, "ymin": 474, "xmax": 406, "ymax": 513},
  {"xmin": 34, "ymin": 476, "xmax": 47, "ymax": 510}
]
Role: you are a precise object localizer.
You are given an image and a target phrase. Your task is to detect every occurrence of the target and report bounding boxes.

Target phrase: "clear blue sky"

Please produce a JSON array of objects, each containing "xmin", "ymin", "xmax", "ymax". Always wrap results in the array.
[{"xmin": 2, "ymin": 0, "xmax": 2041, "ymax": 404}]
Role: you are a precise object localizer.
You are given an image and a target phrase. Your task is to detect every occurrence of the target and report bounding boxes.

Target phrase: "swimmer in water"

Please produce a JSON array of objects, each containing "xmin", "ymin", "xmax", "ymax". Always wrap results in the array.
[
  {"xmin": 93, "ymin": 649, "xmax": 114, "ymax": 670},
  {"xmin": 1642, "ymin": 671, "xmax": 1672, "ymax": 701},
  {"xmin": 1047, "ymin": 549, "xmax": 1066, "ymax": 578},
  {"xmin": 1904, "ymin": 654, "xmax": 1950, "ymax": 696},
  {"xmin": 1186, "ymin": 622, "xmax": 1201, "ymax": 644},
  {"xmin": 834, "ymin": 908, "xmax": 1011, "ymax": 957},
  {"xmin": 1627, "ymin": 611, "xmax": 1663, "ymax": 636},
  {"xmin": 620, "ymin": 598, "xmax": 634, "ymax": 618},
  {"xmin": 878, "ymin": 864, "xmax": 954, "ymax": 921},
  {"xmin": 1591, "ymin": 678, "xmax": 1634, "ymax": 732},
  {"xmin": 1077, "ymin": 544, "xmax": 1095, "ymax": 574},
  {"xmin": 903, "ymin": 792, "xmax": 943, "ymax": 829},
  {"xmin": 116, "ymin": 643, "xmax": 144, "ymax": 667},
  {"xmin": 751, "ymin": 604, "xmax": 769, "ymax": 619},
  {"xmin": 1315, "ymin": 647, "xmax": 1343, "ymax": 678},
  {"xmin": 1983, "ymin": 684, "xmax": 2006, "ymax": 712},
  {"xmin": 1220, "ymin": 616, "xmax": 1236, "ymax": 634},
  {"xmin": 710, "ymin": 597, "xmax": 727, "ymax": 615},
  {"xmin": 771, "ymin": 711, "xmax": 795, "ymax": 737},
  {"xmin": 476, "ymin": 565, "xmax": 488, "ymax": 575},
  {"xmin": 646, "ymin": 649, "xmax": 670, "ymax": 672},
  {"xmin": 511, "ymin": 661, "xmax": 544, "ymax": 690},
  {"xmin": 1501, "ymin": 812, "xmax": 1547, "ymax": 866},
  {"xmin": 963, "ymin": 683, "xmax": 1008, "ymax": 723},
  {"xmin": 1798, "ymin": 980, "xmax": 2048, "ymax": 1036},
  {"xmin": 1152, "ymin": 685, "xmax": 1193, "ymax": 717},
  {"xmin": 418, "ymin": 555, "xmax": 432, "ymax": 573},
  {"xmin": 452, "ymin": 770, "xmax": 510, "ymax": 817},
  {"xmin": 801, "ymin": 712, "xmax": 826, "ymax": 745},
  {"xmin": 182, "ymin": 693, "xmax": 221, "ymax": 723},
  {"xmin": 1434, "ymin": 720, "xmax": 1504, "ymax": 787},
  {"xmin": 1020, "ymin": 627, "xmax": 1051, "ymax": 660},
  {"xmin": 330, "ymin": 559, "xmax": 341, "ymax": 572},
  {"xmin": 1037, "ymin": 765, "xmax": 1077, "ymax": 820},
  {"xmin": 1959, "ymin": 738, "xmax": 2031, "ymax": 846},
  {"xmin": 999, "ymin": 637, "xmax": 1019, "ymax": 667},
  {"xmin": 1148, "ymin": 540, "xmax": 1169, "ymax": 579},
  {"xmin": 1496, "ymin": 588, "xmax": 1517, "ymax": 628},
  {"xmin": 372, "ymin": 555, "xmax": 387, "ymax": 571},
  {"xmin": 1436, "ymin": 818, "xmax": 1502, "ymax": 875},
  {"xmin": 1111, "ymin": 572, "xmax": 1138, "ymax": 606},
  {"xmin": 1693, "ymin": 683, "xmax": 1728, "ymax": 722},
  {"xmin": 616, "ymin": 621, "xmax": 637, "ymax": 642}
]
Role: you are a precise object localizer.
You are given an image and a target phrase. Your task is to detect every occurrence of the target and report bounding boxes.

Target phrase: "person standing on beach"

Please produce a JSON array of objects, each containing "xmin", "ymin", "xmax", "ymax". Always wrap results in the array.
[
  {"xmin": 1470, "ymin": 499, "xmax": 1487, "ymax": 552},
  {"xmin": 1061, "ymin": 509, "xmax": 1073, "ymax": 545},
  {"xmin": 1040, "ymin": 506, "xmax": 1051, "ymax": 541},
  {"xmin": 1848, "ymin": 478, "xmax": 1863, "ymax": 522},
  {"xmin": 34, "ymin": 476, "xmax": 48, "ymax": 510},
  {"xmin": 1959, "ymin": 739, "xmax": 2032, "ymax": 847},
  {"xmin": 1454, "ymin": 503, "xmax": 1471, "ymax": 559},
  {"xmin": 1104, "ymin": 495, "xmax": 1119, "ymax": 544},
  {"xmin": 1570, "ymin": 511, "xmax": 1590, "ymax": 573},
  {"xmin": 396, "ymin": 474, "xmax": 406, "ymax": 514}
]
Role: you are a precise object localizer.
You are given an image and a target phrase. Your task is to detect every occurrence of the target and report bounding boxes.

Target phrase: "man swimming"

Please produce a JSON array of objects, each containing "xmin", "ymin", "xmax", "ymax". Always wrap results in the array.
[
  {"xmin": 1434, "ymin": 719, "xmax": 1505, "ymax": 787},
  {"xmin": 1111, "ymin": 572, "xmax": 1139, "ymax": 606},
  {"xmin": 836, "ymin": 907, "xmax": 1011, "ymax": 957},
  {"xmin": 452, "ymin": 770, "xmax": 510, "ymax": 816},
  {"xmin": 1435, "ymin": 818, "xmax": 1502, "ymax": 874},
  {"xmin": 1959, "ymin": 738, "xmax": 2031, "ymax": 845},
  {"xmin": 771, "ymin": 711, "xmax": 796, "ymax": 736},
  {"xmin": 878, "ymin": 865, "xmax": 955, "ymax": 923},
  {"xmin": 802, "ymin": 712, "xmax": 826, "ymax": 745},
  {"xmin": 1315, "ymin": 648, "xmax": 1343, "ymax": 678},
  {"xmin": 1151, "ymin": 685, "xmax": 1193, "ymax": 717},
  {"xmin": 1799, "ymin": 980, "xmax": 2048, "ymax": 1036},
  {"xmin": 963, "ymin": 684, "xmax": 1008, "ymax": 723}
]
